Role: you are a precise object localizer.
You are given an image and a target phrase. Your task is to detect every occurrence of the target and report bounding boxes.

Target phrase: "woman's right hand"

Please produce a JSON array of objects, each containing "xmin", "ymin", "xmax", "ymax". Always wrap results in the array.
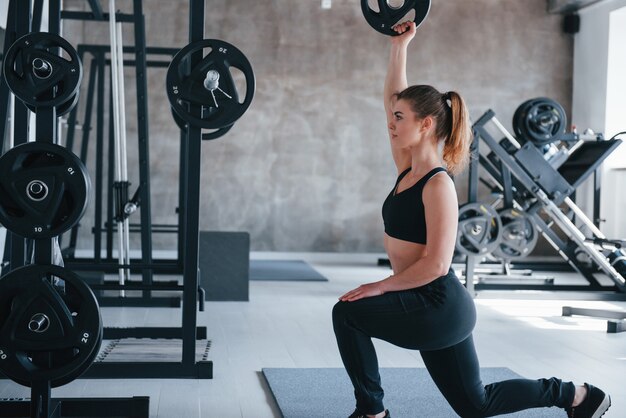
[{"xmin": 391, "ymin": 21, "xmax": 417, "ymax": 47}]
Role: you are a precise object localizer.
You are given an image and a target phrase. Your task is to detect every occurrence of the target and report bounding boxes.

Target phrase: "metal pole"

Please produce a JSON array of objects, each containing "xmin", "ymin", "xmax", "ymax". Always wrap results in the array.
[
  {"xmin": 181, "ymin": 0, "xmax": 205, "ymax": 367},
  {"xmin": 116, "ymin": 22, "xmax": 132, "ymax": 282},
  {"xmin": 108, "ymin": 0, "xmax": 126, "ymax": 294},
  {"xmin": 132, "ymin": 0, "xmax": 155, "ymax": 299},
  {"xmin": 95, "ymin": 52, "xmax": 106, "ymax": 262},
  {"xmin": 9, "ymin": 0, "xmax": 31, "ymax": 272},
  {"xmin": 67, "ymin": 55, "xmax": 97, "ymax": 257}
]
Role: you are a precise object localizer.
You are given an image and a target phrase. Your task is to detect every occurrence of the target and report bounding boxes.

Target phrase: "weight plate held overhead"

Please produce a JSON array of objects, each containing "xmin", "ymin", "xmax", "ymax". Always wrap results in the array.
[
  {"xmin": 166, "ymin": 39, "xmax": 255, "ymax": 131},
  {"xmin": 361, "ymin": 0, "xmax": 431, "ymax": 36},
  {"xmin": 3, "ymin": 32, "xmax": 82, "ymax": 110},
  {"xmin": 0, "ymin": 142, "xmax": 90, "ymax": 239},
  {"xmin": 456, "ymin": 202, "xmax": 502, "ymax": 257},
  {"xmin": 0, "ymin": 264, "xmax": 103, "ymax": 388}
]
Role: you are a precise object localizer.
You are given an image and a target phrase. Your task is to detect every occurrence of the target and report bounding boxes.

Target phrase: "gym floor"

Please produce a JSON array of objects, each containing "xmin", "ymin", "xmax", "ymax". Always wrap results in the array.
[{"xmin": 0, "ymin": 253, "xmax": 624, "ymax": 417}]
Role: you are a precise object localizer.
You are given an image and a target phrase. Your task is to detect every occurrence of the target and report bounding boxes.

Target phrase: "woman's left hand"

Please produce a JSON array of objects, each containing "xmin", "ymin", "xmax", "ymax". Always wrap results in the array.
[{"xmin": 339, "ymin": 282, "xmax": 385, "ymax": 302}]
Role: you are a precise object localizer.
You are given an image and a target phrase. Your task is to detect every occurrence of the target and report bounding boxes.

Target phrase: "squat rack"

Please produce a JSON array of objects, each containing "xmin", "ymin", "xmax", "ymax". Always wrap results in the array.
[{"xmin": 1, "ymin": 0, "xmax": 214, "ymax": 380}]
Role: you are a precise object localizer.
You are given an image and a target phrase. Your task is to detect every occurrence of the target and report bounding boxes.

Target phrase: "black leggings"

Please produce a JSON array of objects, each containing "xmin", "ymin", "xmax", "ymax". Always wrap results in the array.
[{"xmin": 332, "ymin": 269, "xmax": 575, "ymax": 417}]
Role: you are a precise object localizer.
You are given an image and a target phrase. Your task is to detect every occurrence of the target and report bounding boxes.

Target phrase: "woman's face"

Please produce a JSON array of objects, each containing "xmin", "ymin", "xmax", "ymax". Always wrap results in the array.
[{"xmin": 388, "ymin": 99, "xmax": 425, "ymax": 148}]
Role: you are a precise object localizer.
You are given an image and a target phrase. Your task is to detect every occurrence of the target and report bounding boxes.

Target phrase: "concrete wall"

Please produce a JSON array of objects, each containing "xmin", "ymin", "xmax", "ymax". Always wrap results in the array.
[{"xmin": 61, "ymin": 0, "xmax": 573, "ymax": 253}]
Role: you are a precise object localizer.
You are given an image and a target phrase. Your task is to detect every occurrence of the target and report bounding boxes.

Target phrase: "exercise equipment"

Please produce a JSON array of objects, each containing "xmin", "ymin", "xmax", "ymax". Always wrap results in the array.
[
  {"xmin": 361, "ymin": 0, "xmax": 431, "ymax": 36},
  {"xmin": 0, "ymin": 141, "xmax": 90, "ymax": 239},
  {"xmin": 170, "ymin": 106, "xmax": 234, "ymax": 140},
  {"xmin": 0, "ymin": 2, "xmax": 151, "ymax": 416},
  {"xmin": 108, "ymin": 3, "xmax": 132, "ymax": 292},
  {"xmin": 492, "ymin": 208, "xmax": 538, "ymax": 260},
  {"xmin": 166, "ymin": 38, "xmax": 255, "ymax": 132},
  {"xmin": 0, "ymin": 264, "xmax": 103, "ymax": 388},
  {"xmin": 512, "ymin": 97, "xmax": 567, "ymax": 147},
  {"xmin": 466, "ymin": 106, "xmax": 625, "ymax": 298},
  {"xmin": 52, "ymin": 0, "xmax": 215, "ymax": 382},
  {"xmin": 25, "ymin": 92, "xmax": 80, "ymax": 117},
  {"xmin": 456, "ymin": 203, "xmax": 502, "ymax": 256},
  {"xmin": 3, "ymin": 32, "xmax": 82, "ymax": 110}
]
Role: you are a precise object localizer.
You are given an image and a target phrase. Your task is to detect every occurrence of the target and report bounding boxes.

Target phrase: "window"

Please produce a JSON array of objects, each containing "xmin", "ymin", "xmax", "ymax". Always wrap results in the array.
[{"xmin": 605, "ymin": 6, "xmax": 626, "ymax": 168}]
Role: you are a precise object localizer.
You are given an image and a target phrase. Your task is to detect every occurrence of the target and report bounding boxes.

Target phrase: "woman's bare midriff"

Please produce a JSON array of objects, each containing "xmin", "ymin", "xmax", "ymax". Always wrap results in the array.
[{"xmin": 384, "ymin": 232, "xmax": 427, "ymax": 275}]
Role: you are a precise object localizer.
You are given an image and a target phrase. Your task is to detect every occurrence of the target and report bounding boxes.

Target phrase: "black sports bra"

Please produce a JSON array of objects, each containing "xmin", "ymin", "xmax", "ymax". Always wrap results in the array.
[{"xmin": 382, "ymin": 167, "xmax": 448, "ymax": 244}]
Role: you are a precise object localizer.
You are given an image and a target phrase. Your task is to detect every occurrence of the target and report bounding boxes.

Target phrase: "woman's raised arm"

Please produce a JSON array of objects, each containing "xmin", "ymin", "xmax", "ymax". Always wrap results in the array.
[{"xmin": 384, "ymin": 21, "xmax": 417, "ymax": 171}]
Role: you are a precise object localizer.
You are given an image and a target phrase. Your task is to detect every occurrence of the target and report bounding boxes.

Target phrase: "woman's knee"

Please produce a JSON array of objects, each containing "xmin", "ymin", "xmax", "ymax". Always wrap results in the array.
[
  {"xmin": 446, "ymin": 399, "xmax": 487, "ymax": 418},
  {"xmin": 332, "ymin": 300, "xmax": 350, "ymax": 324},
  {"xmin": 446, "ymin": 389, "xmax": 488, "ymax": 418}
]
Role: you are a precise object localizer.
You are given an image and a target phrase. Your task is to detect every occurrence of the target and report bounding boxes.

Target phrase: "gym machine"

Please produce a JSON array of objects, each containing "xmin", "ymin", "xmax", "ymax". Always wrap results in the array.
[
  {"xmin": 460, "ymin": 98, "xmax": 626, "ymax": 303},
  {"xmin": 0, "ymin": 0, "xmax": 149, "ymax": 416},
  {"xmin": 1, "ymin": 0, "xmax": 255, "ymax": 383},
  {"xmin": 58, "ymin": 9, "xmax": 251, "ymax": 308},
  {"xmin": 59, "ymin": 2, "xmax": 164, "ymax": 308},
  {"xmin": 64, "ymin": 0, "xmax": 216, "ymax": 380}
]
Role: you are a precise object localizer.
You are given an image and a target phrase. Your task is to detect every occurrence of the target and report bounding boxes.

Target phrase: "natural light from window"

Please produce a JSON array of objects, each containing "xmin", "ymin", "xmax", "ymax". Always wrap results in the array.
[{"xmin": 605, "ymin": 6, "xmax": 626, "ymax": 168}]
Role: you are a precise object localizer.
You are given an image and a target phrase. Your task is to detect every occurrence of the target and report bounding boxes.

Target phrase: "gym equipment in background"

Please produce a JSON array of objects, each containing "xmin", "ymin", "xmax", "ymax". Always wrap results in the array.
[
  {"xmin": 492, "ymin": 208, "xmax": 539, "ymax": 260},
  {"xmin": 0, "ymin": 264, "xmax": 103, "ymax": 388},
  {"xmin": 0, "ymin": 141, "xmax": 90, "ymax": 239},
  {"xmin": 3, "ymin": 32, "xmax": 82, "ymax": 113},
  {"xmin": 455, "ymin": 203, "xmax": 503, "ymax": 257},
  {"xmin": 361, "ymin": 0, "xmax": 431, "ymax": 36},
  {"xmin": 170, "ymin": 106, "xmax": 234, "ymax": 140},
  {"xmin": 0, "ymin": 1, "xmax": 149, "ymax": 415},
  {"xmin": 512, "ymin": 97, "xmax": 569, "ymax": 147},
  {"xmin": 166, "ymin": 38, "xmax": 255, "ymax": 136},
  {"xmin": 462, "ymin": 100, "xmax": 625, "ymax": 303}
]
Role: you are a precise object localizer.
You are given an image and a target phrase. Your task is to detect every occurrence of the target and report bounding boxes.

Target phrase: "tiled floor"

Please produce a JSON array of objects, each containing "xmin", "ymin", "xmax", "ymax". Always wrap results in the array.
[{"xmin": 1, "ymin": 253, "xmax": 625, "ymax": 417}]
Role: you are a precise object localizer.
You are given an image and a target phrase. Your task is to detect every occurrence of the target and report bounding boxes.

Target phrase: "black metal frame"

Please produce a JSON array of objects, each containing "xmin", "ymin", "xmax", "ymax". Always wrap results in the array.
[
  {"xmin": 60, "ymin": 5, "xmax": 164, "ymax": 307},
  {"xmin": 56, "ymin": 0, "xmax": 213, "ymax": 379},
  {"xmin": 61, "ymin": 44, "xmax": 183, "ymax": 308},
  {"xmin": 0, "ymin": 397, "xmax": 150, "ymax": 418},
  {"xmin": 1, "ymin": 0, "xmax": 212, "ymax": 397},
  {"xmin": 0, "ymin": 0, "xmax": 154, "ymax": 415}
]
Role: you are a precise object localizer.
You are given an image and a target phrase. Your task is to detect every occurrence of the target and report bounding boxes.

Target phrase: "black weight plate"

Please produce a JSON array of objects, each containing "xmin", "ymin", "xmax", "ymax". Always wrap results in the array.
[
  {"xmin": 492, "ymin": 208, "xmax": 538, "ymax": 260},
  {"xmin": 3, "ymin": 32, "xmax": 82, "ymax": 109},
  {"xmin": 26, "ymin": 92, "xmax": 79, "ymax": 117},
  {"xmin": 0, "ymin": 264, "xmax": 103, "ymax": 387},
  {"xmin": 0, "ymin": 142, "xmax": 91, "ymax": 239},
  {"xmin": 523, "ymin": 98, "xmax": 566, "ymax": 146},
  {"xmin": 167, "ymin": 39, "xmax": 255, "ymax": 130},
  {"xmin": 361, "ymin": 0, "xmax": 431, "ymax": 36},
  {"xmin": 512, "ymin": 99, "xmax": 533, "ymax": 141},
  {"xmin": 513, "ymin": 97, "xmax": 566, "ymax": 147},
  {"xmin": 456, "ymin": 202, "xmax": 502, "ymax": 256},
  {"xmin": 170, "ymin": 106, "xmax": 233, "ymax": 140}
]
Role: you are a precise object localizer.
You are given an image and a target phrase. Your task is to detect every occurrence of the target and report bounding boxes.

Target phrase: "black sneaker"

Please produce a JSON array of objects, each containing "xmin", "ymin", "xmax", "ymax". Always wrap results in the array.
[
  {"xmin": 565, "ymin": 383, "xmax": 611, "ymax": 418},
  {"xmin": 348, "ymin": 409, "xmax": 390, "ymax": 418}
]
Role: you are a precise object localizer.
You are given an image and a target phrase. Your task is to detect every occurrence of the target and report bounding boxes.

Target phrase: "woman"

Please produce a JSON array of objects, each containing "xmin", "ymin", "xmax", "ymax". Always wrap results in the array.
[{"xmin": 332, "ymin": 21, "xmax": 611, "ymax": 418}]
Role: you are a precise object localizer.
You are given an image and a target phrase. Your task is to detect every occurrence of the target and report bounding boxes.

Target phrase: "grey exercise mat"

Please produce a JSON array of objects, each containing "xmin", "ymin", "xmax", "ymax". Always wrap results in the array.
[
  {"xmin": 249, "ymin": 260, "xmax": 328, "ymax": 281},
  {"xmin": 262, "ymin": 368, "xmax": 565, "ymax": 418}
]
